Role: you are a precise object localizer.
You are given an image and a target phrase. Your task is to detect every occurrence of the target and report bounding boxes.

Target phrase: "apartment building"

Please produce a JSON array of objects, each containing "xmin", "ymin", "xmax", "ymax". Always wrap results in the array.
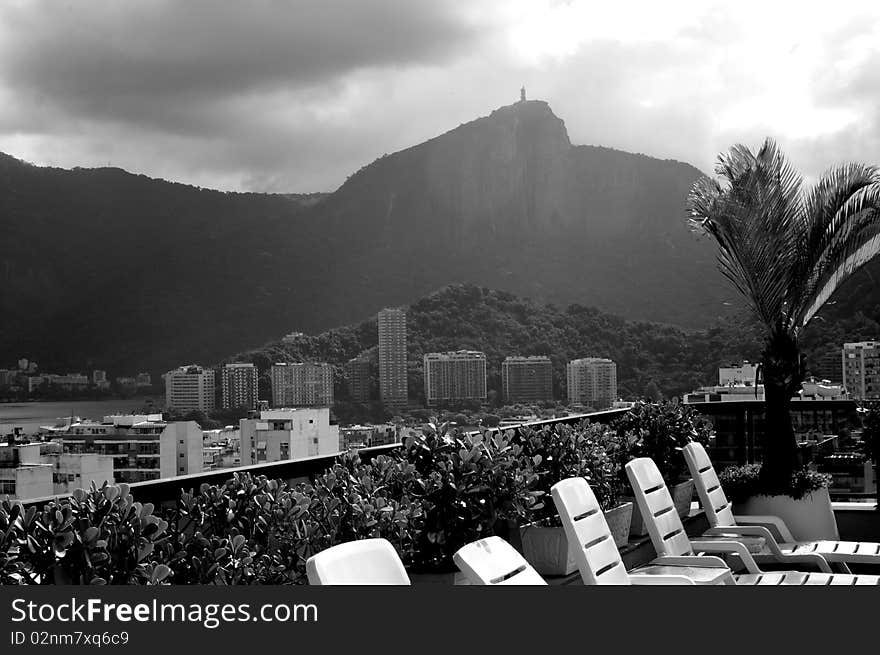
[
  {"xmin": 270, "ymin": 362, "xmax": 334, "ymax": 407},
  {"xmin": 423, "ymin": 351, "xmax": 487, "ymax": 406},
  {"xmin": 38, "ymin": 442, "xmax": 115, "ymax": 495},
  {"xmin": 0, "ymin": 442, "xmax": 51, "ymax": 499},
  {"xmin": 843, "ymin": 341, "xmax": 880, "ymax": 400},
  {"xmin": 566, "ymin": 358, "xmax": 617, "ymax": 409},
  {"xmin": 719, "ymin": 362, "xmax": 759, "ymax": 386},
  {"xmin": 502, "ymin": 356, "xmax": 553, "ymax": 403},
  {"xmin": 378, "ymin": 308, "xmax": 408, "ymax": 410},
  {"xmin": 59, "ymin": 414, "xmax": 203, "ymax": 483},
  {"xmin": 165, "ymin": 365, "xmax": 216, "ymax": 412},
  {"xmin": 239, "ymin": 408, "xmax": 338, "ymax": 465},
  {"xmin": 345, "ymin": 358, "xmax": 372, "ymax": 404},
  {"xmin": 221, "ymin": 362, "xmax": 259, "ymax": 409}
]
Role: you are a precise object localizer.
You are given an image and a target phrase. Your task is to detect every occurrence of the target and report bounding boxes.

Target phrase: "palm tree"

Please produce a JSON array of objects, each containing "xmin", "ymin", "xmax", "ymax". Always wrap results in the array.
[{"xmin": 687, "ymin": 139, "xmax": 880, "ymax": 490}]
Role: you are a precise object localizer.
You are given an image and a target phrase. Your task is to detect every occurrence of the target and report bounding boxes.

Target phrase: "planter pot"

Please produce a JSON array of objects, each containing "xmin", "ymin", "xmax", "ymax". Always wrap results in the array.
[
  {"xmin": 672, "ymin": 479, "xmax": 695, "ymax": 519},
  {"xmin": 603, "ymin": 502, "xmax": 633, "ymax": 548},
  {"xmin": 733, "ymin": 486, "xmax": 839, "ymax": 541},
  {"xmin": 520, "ymin": 505, "xmax": 632, "ymax": 575},
  {"xmin": 520, "ymin": 524, "xmax": 578, "ymax": 576},
  {"xmin": 625, "ymin": 480, "xmax": 694, "ymax": 537}
]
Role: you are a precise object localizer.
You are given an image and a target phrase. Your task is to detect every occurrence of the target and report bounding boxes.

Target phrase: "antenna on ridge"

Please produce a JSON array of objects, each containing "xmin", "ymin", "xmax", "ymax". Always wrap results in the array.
[{"xmin": 520, "ymin": 86, "xmax": 526, "ymax": 102}]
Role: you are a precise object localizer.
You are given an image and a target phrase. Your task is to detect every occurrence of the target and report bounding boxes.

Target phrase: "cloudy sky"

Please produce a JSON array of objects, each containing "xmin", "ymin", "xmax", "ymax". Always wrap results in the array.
[{"xmin": 1, "ymin": 0, "xmax": 879, "ymax": 193}]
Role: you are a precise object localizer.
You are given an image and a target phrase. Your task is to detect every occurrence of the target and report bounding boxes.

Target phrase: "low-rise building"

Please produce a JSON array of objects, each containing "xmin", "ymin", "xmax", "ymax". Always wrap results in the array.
[
  {"xmin": 59, "ymin": 414, "xmax": 203, "ymax": 483},
  {"xmin": 240, "ymin": 408, "xmax": 338, "ymax": 465},
  {"xmin": 0, "ymin": 441, "xmax": 52, "ymax": 500},
  {"xmin": 38, "ymin": 442, "xmax": 115, "ymax": 495},
  {"xmin": 339, "ymin": 423, "xmax": 398, "ymax": 450}
]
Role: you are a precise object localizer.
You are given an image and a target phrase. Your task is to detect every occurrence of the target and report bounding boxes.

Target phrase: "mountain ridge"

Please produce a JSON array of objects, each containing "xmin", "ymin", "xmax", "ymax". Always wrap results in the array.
[{"xmin": 1, "ymin": 98, "xmax": 847, "ymax": 378}]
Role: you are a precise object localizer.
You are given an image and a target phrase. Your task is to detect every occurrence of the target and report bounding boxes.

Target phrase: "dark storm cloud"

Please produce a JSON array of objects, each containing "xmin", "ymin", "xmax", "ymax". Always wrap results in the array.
[
  {"xmin": 2, "ymin": 1, "xmax": 880, "ymax": 193},
  {"xmin": 0, "ymin": 0, "xmax": 482, "ymax": 128}
]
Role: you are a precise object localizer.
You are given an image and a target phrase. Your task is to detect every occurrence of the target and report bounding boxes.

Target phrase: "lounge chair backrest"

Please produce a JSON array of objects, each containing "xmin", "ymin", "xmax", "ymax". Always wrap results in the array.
[
  {"xmin": 551, "ymin": 477, "xmax": 631, "ymax": 585},
  {"xmin": 306, "ymin": 538, "xmax": 410, "ymax": 585},
  {"xmin": 453, "ymin": 536, "xmax": 546, "ymax": 585},
  {"xmin": 683, "ymin": 442, "xmax": 735, "ymax": 528},
  {"xmin": 625, "ymin": 458, "xmax": 694, "ymax": 557}
]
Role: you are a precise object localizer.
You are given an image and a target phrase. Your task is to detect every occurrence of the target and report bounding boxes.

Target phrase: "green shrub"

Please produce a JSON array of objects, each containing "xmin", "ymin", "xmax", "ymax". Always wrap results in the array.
[
  {"xmin": 611, "ymin": 400, "xmax": 713, "ymax": 484},
  {"xmin": 719, "ymin": 463, "xmax": 831, "ymax": 503},
  {"xmin": 517, "ymin": 420, "xmax": 631, "ymax": 527},
  {"xmin": 1, "ymin": 483, "xmax": 172, "ymax": 585},
  {"xmin": 402, "ymin": 423, "xmax": 541, "ymax": 572}
]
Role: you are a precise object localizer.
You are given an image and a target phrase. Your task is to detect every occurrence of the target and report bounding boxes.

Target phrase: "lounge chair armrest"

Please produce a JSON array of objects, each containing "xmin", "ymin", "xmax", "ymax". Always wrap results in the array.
[
  {"xmin": 689, "ymin": 539, "xmax": 762, "ymax": 573},
  {"xmin": 703, "ymin": 525, "xmax": 783, "ymax": 554},
  {"xmin": 732, "ymin": 515, "xmax": 795, "ymax": 542},
  {"xmin": 650, "ymin": 555, "xmax": 729, "ymax": 569},
  {"xmin": 629, "ymin": 574, "xmax": 696, "ymax": 585},
  {"xmin": 778, "ymin": 552, "xmax": 833, "ymax": 573}
]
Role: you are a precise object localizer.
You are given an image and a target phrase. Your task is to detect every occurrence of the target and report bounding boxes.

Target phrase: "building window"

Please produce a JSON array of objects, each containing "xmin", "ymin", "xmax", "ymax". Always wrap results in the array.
[{"xmin": 179, "ymin": 453, "xmax": 184, "ymax": 458}]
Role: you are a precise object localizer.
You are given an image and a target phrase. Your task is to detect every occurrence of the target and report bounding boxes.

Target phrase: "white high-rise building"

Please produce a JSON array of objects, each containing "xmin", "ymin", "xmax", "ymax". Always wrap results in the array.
[
  {"xmin": 843, "ymin": 341, "xmax": 880, "ymax": 400},
  {"xmin": 423, "ymin": 351, "xmax": 487, "ymax": 406},
  {"xmin": 165, "ymin": 365, "xmax": 216, "ymax": 412},
  {"xmin": 566, "ymin": 358, "xmax": 617, "ymax": 409},
  {"xmin": 378, "ymin": 308, "xmax": 408, "ymax": 410},
  {"xmin": 270, "ymin": 362, "xmax": 334, "ymax": 407},
  {"xmin": 221, "ymin": 363, "xmax": 259, "ymax": 409}
]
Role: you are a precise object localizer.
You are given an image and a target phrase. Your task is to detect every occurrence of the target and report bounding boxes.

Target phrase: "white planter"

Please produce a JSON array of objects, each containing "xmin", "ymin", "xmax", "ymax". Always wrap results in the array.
[
  {"xmin": 520, "ymin": 525, "xmax": 578, "ymax": 576},
  {"xmin": 734, "ymin": 486, "xmax": 839, "ymax": 541},
  {"xmin": 521, "ymin": 505, "xmax": 632, "ymax": 575},
  {"xmin": 604, "ymin": 502, "xmax": 634, "ymax": 548}
]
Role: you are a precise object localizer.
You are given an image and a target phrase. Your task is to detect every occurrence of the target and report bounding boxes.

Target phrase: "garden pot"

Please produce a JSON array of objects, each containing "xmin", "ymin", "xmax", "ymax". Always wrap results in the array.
[
  {"xmin": 733, "ymin": 486, "xmax": 839, "ymax": 541},
  {"xmin": 672, "ymin": 479, "xmax": 696, "ymax": 519},
  {"xmin": 603, "ymin": 502, "xmax": 633, "ymax": 548},
  {"xmin": 625, "ymin": 480, "xmax": 694, "ymax": 537},
  {"xmin": 519, "ymin": 524, "xmax": 578, "ymax": 576}
]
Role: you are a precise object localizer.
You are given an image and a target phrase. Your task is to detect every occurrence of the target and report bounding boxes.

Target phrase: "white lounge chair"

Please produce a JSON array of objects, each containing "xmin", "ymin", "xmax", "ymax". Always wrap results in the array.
[
  {"xmin": 306, "ymin": 538, "xmax": 410, "ymax": 585},
  {"xmin": 454, "ymin": 536, "xmax": 547, "ymax": 585},
  {"xmin": 551, "ymin": 476, "xmax": 729, "ymax": 584},
  {"xmin": 684, "ymin": 441, "xmax": 880, "ymax": 573},
  {"xmin": 625, "ymin": 457, "xmax": 880, "ymax": 585}
]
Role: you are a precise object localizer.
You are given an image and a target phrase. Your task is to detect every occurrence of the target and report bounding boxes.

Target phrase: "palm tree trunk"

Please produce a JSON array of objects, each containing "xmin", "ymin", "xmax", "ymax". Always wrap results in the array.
[{"xmin": 759, "ymin": 328, "xmax": 803, "ymax": 491}]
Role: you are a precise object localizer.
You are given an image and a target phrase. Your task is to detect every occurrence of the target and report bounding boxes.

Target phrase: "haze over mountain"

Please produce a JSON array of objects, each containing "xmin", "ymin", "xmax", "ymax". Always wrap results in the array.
[{"xmin": 2, "ymin": 99, "xmax": 870, "ymax": 378}]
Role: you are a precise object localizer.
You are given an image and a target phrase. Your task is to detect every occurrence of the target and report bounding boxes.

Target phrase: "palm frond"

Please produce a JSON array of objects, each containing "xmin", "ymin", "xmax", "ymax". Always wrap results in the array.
[{"xmin": 687, "ymin": 138, "xmax": 803, "ymax": 329}]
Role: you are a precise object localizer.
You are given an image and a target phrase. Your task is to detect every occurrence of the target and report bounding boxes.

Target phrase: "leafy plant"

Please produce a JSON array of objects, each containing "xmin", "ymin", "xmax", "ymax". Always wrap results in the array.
[
  {"xmin": 163, "ymin": 472, "xmax": 312, "ymax": 585},
  {"xmin": 305, "ymin": 451, "xmax": 425, "ymax": 571},
  {"xmin": 518, "ymin": 420, "xmax": 630, "ymax": 527},
  {"xmin": 611, "ymin": 400, "xmax": 712, "ymax": 484},
  {"xmin": 688, "ymin": 140, "xmax": 880, "ymax": 487},
  {"xmin": 402, "ymin": 423, "xmax": 542, "ymax": 571},
  {"xmin": 719, "ymin": 463, "xmax": 831, "ymax": 503},
  {"xmin": 3, "ymin": 483, "xmax": 171, "ymax": 585}
]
